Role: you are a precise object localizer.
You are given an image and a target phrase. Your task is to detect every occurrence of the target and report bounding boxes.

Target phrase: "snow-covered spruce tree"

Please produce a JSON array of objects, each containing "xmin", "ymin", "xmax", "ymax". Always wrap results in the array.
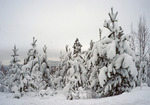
[
  {"xmin": 53, "ymin": 45, "xmax": 72, "ymax": 90},
  {"xmin": 19, "ymin": 37, "xmax": 45, "ymax": 96},
  {"xmin": 86, "ymin": 8, "xmax": 138, "ymax": 98},
  {"xmin": 2, "ymin": 45, "xmax": 21, "ymax": 97},
  {"xmin": 85, "ymin": 39, "xmax": 101, "ymax": 98},
  {"xmin": 64, "ymin": 38, "xmax": 87, "ymax": 100},
  {"xmin": 41, "ymin": 45, "xmax": 51, "ymax": 88},
  {"xmin": 84, "ymin": 40, "xmax": 99, "ymax": 98}
]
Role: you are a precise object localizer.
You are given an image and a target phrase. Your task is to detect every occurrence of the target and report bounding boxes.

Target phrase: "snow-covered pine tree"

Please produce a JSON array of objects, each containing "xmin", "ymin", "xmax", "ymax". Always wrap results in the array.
[
  {"xmin": 65, "ymin": 38, "xmax": 87, "ymax": 100},
  {"xmin": 8, "ymin": 45, "xmax": 21, "ymax": 91},
  {"xmin": 41, "ymin": 45, "xmax": 51, "ymax": 88},
  {"xmin": 1, "ymin": 45, "xmax": 21, "ymax": 98},
  {"xmin": 84, "ymin": 40, "xmax": 102, "ymax": 98},
  {"xmin": 86, "ymin": 8, "xmax": 138, "ymax": 98},
  {"xmin": 54, "ymin": 45, "xmax": 72, "ymax": 90},
  {"xmin": 19, "ymin": 37, "xmax": 45, "ymax": 96}
]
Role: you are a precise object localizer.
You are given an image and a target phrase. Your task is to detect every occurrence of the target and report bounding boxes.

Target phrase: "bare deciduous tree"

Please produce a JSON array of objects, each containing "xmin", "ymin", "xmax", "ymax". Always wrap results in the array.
[
  {"xmin": 130, "ymin": 23, "xmax": 136, "ymax": 51},
  {"xmin": 131, "ymin": 16, "xmax": 150, "ymax": 63},
  {"xmin": 131, "ymin": 16, "xmax": 150, "ymax": 86}
]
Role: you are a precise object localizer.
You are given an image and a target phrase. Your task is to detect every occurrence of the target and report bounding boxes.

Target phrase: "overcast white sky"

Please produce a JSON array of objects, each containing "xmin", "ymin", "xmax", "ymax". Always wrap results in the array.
[{"xmin": 0, "ymin": 0, "xmax": 150, "ymax": 65}]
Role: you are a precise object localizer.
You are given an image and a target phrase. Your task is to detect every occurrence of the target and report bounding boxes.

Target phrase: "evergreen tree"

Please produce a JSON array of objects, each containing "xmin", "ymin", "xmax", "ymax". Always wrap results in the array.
[
  {"xmin": 65, "ymin": 38, "xmax": 87, "ymax": 100},
  {"xmin": 54, "ymin": 45, "xmax": 72, "ymax": 90},
  {"xmin": 85, "ymin": 40, "xmax": 101, "ymax": 98},
  {"xmin": 1, "ymin": 45, "xmax": 22, "ymax": 98},
  {"xmin": 6, "ymin": 45, "xmax": 21, "ymax": 92},
  {"xmin": 86, "ymin": 8, "xmax": 137, "ymax": 98},
  {"xmin": 19, "ymin": 37, "xmax": 45, "ymax": 95},
  {"xmin": 41, "ymin": 45, "xmax": 51, "ymax": 88}
]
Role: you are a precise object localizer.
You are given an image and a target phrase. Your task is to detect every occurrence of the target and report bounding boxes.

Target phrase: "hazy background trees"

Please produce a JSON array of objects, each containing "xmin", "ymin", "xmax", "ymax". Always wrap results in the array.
[{"xmin": 131, "ymin": 16, "xmax": 150, "ymax": 86}]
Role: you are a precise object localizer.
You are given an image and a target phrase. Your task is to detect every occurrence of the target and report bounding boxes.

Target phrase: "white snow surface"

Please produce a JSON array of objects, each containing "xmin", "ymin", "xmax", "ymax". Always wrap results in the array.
[{"xmin": 0, "ymin": 86, "xmax": 150, "ymax": 105}]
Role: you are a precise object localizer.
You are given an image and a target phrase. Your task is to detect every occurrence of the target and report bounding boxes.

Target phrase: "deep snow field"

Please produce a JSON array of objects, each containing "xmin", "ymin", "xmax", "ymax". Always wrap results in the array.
[{"xmin": 0, "ymin": 86, "xmax": 150, "ymax": 105}]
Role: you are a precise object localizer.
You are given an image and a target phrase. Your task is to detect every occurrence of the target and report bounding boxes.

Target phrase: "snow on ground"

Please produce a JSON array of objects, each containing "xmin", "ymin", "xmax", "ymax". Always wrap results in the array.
[{"xmin": 0, "ymin": 86, "xmax": 150, "ymax": 105}]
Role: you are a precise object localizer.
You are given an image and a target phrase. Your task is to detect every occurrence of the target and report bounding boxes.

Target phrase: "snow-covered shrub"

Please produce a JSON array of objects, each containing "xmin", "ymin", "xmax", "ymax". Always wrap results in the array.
[
  {"xmin": 39, "ymin": 87, "xmax": 53, "ymax": 97},
  {"xmin": 12, "ymin": 85, "xmax": 21, "ymax": 98},
  {"xmin": 139, "ymin": 61, "xmax": 148, "ymax": 87}
]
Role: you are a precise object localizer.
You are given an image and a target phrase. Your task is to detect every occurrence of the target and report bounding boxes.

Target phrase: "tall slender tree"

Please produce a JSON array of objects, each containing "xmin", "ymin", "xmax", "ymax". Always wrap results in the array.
[
  {"xmin": 2, "ymin": 45, "xmax": 21, "ymax": 97},
  {"xmin": 41, "ymin": 45, "xmax": 51, "ymax": 88},
  {"xmin": 20, "ymin": 37, "xmax": 45, "ymax": 95},
  {"xmin": 131, "ymin": 16, "xmax": 150, "ymax": 86}
]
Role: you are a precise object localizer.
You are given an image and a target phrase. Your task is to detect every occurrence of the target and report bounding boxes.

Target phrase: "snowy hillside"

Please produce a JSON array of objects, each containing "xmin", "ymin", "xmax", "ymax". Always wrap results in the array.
[{"xmin": 0, "ymin": 86, "xmax": 149, "ymax": 105}]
